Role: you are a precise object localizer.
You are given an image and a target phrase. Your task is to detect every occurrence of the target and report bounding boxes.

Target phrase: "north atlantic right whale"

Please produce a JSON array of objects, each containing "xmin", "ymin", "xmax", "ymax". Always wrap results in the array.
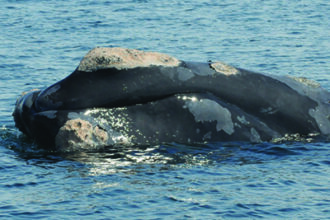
[{"xmin": 13, "ymin": 47, "xmax": 330, "ymax": 151}]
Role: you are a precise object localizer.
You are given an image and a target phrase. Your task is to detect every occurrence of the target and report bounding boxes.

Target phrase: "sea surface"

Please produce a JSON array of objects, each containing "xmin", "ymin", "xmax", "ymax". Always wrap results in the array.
[{"xmin": 1, "ymin": 0, "xmax": 329, "ymax": 219}]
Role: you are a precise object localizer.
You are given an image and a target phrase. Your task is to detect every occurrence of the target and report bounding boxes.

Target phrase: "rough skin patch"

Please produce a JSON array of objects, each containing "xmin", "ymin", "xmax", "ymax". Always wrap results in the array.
[
  {"xmin": 210, "ymin": 61, "xmax": 239, "ymax": 76},
  {"xmin": 78, "ymin": 47, "xmax": 181, "ymax": 72},
  {"xmin": 289, "ymin": 76, "xmax": 321, "ymax": 88},
  {"xmin": 21, "ymin": 88, "xmax": 40, "ymax": 96},
  {"xmin": 55, "ymin": 118, "xmax": 108, "ymax": 151}
]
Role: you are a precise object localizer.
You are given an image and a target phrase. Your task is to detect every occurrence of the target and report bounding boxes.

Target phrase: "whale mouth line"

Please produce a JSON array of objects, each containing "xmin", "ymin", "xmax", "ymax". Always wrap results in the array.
[
  {"xmin": 94, "ymin": 92, "xmax": 205, "ymax": 109},
  {"xmin": 14, "ymin": 89, "xmax": 205, "ymax": 115},
  {"xmin": 35, "ymin": 90, "xmax": 210, "ymax": 113}
]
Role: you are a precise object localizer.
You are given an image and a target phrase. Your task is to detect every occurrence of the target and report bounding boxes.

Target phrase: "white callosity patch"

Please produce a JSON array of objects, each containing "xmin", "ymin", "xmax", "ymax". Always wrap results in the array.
[
  {"xmin": 183, "ymin": 97, "xmax": 235, "ymax": 135},
  {"xmin": 78, "ymin": 47, "xmax": 181, "ymax": 72},
  {"xmin": 210, "ymin": 61, "xmax": 239, "ymax": 76}
]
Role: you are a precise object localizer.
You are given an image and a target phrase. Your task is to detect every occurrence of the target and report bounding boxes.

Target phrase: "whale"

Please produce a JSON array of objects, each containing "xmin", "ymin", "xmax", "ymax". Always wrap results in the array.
[{"xmin": 13, "ymin": 47, "xmax": 330, "ymax": 151}]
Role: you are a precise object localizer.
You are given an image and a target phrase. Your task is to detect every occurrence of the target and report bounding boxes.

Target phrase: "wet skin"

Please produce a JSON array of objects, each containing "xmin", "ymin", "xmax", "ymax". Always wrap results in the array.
[{"xmin": 13, "ymin": 48, "xmax": 330, "ymax": 151}]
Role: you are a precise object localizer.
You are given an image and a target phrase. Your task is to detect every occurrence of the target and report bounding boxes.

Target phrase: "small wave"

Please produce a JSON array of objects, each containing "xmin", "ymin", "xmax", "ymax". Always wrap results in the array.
[
  {"xmin": 2, "ymin": 124, "xmax": 329, "ymax": 175},
  {"xmin": 3, "ymin": 182, "xmax": 38, "ymax": 188}
]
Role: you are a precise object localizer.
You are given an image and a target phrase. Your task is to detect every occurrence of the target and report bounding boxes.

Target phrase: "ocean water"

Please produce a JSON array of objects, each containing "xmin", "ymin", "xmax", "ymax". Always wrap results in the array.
[{"xmin": 0, "ymin": 0, "xmax": 329, "ymax": 219}]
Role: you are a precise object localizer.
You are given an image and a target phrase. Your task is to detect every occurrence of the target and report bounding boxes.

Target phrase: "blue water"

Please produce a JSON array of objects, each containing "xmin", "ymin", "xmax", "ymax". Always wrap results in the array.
[{"xmin": 1, "ymin": 0, "xmax": 329, "ymax": 219}]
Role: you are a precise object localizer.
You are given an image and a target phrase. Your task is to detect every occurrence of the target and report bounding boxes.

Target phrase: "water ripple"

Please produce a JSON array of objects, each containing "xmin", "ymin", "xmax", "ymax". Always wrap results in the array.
[{"xmin": 0, "ymin": 0, "xmax": 330, "ymax": 219}]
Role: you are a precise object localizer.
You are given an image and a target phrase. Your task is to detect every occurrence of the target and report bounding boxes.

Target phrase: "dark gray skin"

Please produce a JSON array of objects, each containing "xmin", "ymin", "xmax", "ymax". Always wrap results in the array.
[{"xmin": 13, "ymin": 59, "xmax": 330, "ymax": 151}]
